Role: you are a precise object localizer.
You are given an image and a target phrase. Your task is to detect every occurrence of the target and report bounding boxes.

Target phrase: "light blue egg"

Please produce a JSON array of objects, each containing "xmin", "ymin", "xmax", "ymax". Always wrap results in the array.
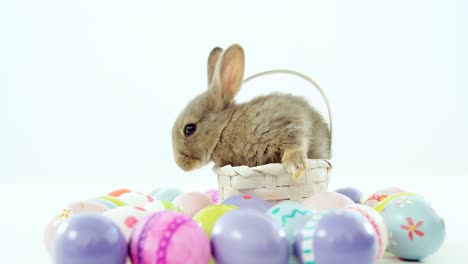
[
  {"xmin": 267, "ymin": 201, "xmax": 312, "ymax": 264},
  {"xmin": 149, "ymin": 187, "xmax": 183, "ymax": 202},
  {"xmin": 381, "ymin": 195, "xmax": 445, "ymax": 261},
  {"xmin": 90, "ymin": 198, "xmax": 117, "ymax": 209}
]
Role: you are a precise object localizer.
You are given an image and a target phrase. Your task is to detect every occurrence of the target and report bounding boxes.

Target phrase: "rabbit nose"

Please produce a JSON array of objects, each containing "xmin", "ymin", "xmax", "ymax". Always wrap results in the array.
[{"xmin": 175, "ymin": 152, "xmax": 202, "ymax": 171}]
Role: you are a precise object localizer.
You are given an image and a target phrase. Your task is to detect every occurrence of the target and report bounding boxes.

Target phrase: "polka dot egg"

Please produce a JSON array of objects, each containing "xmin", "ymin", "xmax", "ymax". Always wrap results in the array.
[
  {"xmin": 129, "ymin": 211, "xmax": 210, "ymax": 264},
  {"xmin": 118, "ymin": 191, "xmax": 154, "ymax": 207},
  {"xmin": 103, "ymin": 206, "xmax": 149, "ymax": 241}
]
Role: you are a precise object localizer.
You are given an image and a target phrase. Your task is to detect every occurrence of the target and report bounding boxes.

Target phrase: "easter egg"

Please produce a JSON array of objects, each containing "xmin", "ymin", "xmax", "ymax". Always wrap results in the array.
[
  {"xmin": 193, "ymin": 204, "xmax": 237, "ymax": 237},
  {"xmin": 374, "ymin": 192, "xmax": 422, "ymax": 213},
  {"xmin": 144, "ymin": 200, "xmax": 181, "ymax": 213},
  {"xmin": 301, "ymin": 192, "xmax": 354, "ymax": 210},
  {"xmin": 204, "ymin": 188, "xmax": 220, "ymax": 204},
  {"xmin": 313, "ymin": 210, "xmax": 377, "ymax": 264},
  {"xmin": 294, "ymin": 211, "xmax": 330, "ymax": 264},
  {"xmin": 150, "ymin": 187, "xmax": 183, "ymax": 202},
  {"xmin": 43, "ymin": 200, "xmax": 109, "ymax": 254},
  {"xmin": 345, "ymin": 204, "xmax": 388, "ymax": 260},
  {"xmin": 118, "ymin": 191, "xmax": 154, "ymax": 207},
  {"xmin": 96, "ymin": 195, "xmax": 128, "ymax": 207},
  {"xmin": 335, "ymin": 187, "xmax": 364, "ymax": 204},
  {"xmin": 90, "ymin": 197, "xmax": 118, "ymax": 209},
  {"xmin": 364, "ymin": 187, "xmax": 405, "ymax": 208},
  {"xmin": 173, "ymin": 192, "xmax": 214, "ymax": 217},
  {"xmin": 222, "ymin": 194, "xmax": 272, "ymax": 213},
  {"xmin": 381, "ymin": 196, "xmax": 445, "ymax": 260},
  {"xmin": 129, "ymin": 211, "xmax": 210, "ymax": 264},
  {"xmin": 267, "ymin": 201, "xmax": 312, "ymax": 264},
  {"xmin": 108, "ymin": 188, "xmax": 132, "ymax": 197},
  {"xmin": 103, "ymin": 206, "xmax": 149, "ymax": 241},
  {"xmin": 211, "ymin": 209, "xmax": 289, "ymax": 264},
  {"xmin": 53, "ymin": 214, "xmax": 127, "ymax": 264}
]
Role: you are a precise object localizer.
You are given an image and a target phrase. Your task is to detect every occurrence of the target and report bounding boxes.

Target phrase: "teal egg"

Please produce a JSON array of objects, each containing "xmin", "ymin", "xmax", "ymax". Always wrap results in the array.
[
  {"xmin": 381, "ymin": 196, "xmax": 445, "ymax": 261},
  {"xmin": 149, "ymin": 187, "xmax": 183, "ymax": 202},
  {"xmin": 267, "ymin": 201, "xmax": 312, "ymax": 264}
]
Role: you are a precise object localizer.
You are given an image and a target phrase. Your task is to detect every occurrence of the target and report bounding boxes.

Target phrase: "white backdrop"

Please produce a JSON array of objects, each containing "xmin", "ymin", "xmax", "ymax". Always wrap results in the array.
[
  {"xmin": 1, "ymin": 0, "xmax": 467, "ymax": 263},
  {"xmin": 1, "ymin": 0, "xmax": 466, "ymax": 187}
]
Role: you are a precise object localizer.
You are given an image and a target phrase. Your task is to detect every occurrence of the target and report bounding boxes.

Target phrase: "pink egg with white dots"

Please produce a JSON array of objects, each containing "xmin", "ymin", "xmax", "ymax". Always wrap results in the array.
[
  {"xmin": 173, "ymin": 192, "xmax": 214, "ymax": 217},
  {"xmin": 103, "ymin": 206, "xmax": 149, "ymax": 241},
  {"xmin": 129, "ymin": 211, "xmax": 210, "ymax": 264},
  {"xmin": 119, "ymin": 191, "xmax": 154, "ymax": 207}
]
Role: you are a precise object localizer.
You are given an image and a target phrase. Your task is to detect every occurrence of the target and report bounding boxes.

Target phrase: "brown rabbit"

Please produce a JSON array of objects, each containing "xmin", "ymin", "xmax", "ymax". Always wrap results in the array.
[{"xmin": 172, "ymin": 44, "xmax": 331, "ymax": 179}]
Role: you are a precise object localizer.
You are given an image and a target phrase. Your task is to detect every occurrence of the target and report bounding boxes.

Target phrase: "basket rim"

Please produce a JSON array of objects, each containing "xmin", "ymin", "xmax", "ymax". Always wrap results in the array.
[{"xmin": 213, "ymin": 159, "xmax": 332, "ymax": 171}]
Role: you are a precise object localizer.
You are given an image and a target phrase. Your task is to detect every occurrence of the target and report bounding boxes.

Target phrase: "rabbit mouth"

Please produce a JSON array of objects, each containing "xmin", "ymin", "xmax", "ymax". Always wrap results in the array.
[{"xmin": 175, "ymin": 152, "xmax": 203, "ymax": 171}]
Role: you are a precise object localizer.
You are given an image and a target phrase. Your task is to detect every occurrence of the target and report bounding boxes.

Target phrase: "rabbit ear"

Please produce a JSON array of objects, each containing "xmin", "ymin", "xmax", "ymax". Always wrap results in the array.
[
  {"xmin": 207, "ymin": 47, "xmax": 223, "ymax": 85},
  {"xmin": 210, "ymin": 44, "xmax": 245, "ymax": 106}
]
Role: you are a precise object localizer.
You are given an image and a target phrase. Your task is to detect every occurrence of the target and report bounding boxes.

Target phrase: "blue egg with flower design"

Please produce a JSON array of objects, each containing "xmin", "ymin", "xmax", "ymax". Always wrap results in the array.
[{"xmin": 381, "ymin": 195, "xmax": 445, "ymax": 261}]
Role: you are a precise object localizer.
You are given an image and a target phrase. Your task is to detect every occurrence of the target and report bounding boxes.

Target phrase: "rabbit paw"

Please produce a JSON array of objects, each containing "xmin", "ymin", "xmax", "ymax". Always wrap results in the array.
[{"xmin": 282, "ymin": 149, "xmax": 308, "ymax": 180}]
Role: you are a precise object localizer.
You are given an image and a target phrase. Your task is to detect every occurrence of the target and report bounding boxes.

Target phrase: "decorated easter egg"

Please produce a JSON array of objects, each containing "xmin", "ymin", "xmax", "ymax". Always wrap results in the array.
[
  {"xmin": 129, "ymin": 211, "xmax": 210, "ymax": 264},
  {"xmin": 267, "ymin": 201, "xmax": 312, "ymax": 264},
  {"xmin": 118, "ymin": 191, "xmax": 154, "ymax": 207},
  {"xmin": 103, "ymin": 206, "xmax": 149, "ymax": 241},
  {"xmin": 144, "ymin": 200, "xmax": 181, "ymax": 213},
  {"xmin": 96, "ymin": 195, "xmax": 128, "ymax": 207},
  {"xmin": 53, "ymin": 214, "xmax": 127, "ymax": 264},
  {"xmin": 381, "ymin": 196, "xmax": 445, "ymax": 260},
  {"xmin": 211, "ymin": 209, "xmax": 289, "ymax": 264},
  {"xmin": 149, "ymin": 187, "xmax": 183, "ymax": 202},
  {"xmin": 108, "ymin": 188, "xmax": 132, "ymax": 197},
  {"xmin": 222, "ymin": 194, "xmax": 272, "ymax": 213},
  {"xmin": 90, "ymin": 197, "xmax": 118, "ymax": 209},
  {"xmin": 294, "ymin": 211, "xmax": 330, "ymax": 264},
  {"xmin": 364, "ymin": 187, "xmax": 405, "ymax": 208},
  {"xmin": 345, "ymin": 204, "xmax": 388, "ymax": 260},
  {"xmin": 335, "ymin": 187, "xmax": 364, "ymax": 204},
  {"xmin": 374, "ymin": 192, "xmax": 422, "ymax": 213},
  {"xmin": 173, "ymin": 192, "xmax": 214, "ymax": 217},
  {"xmin": 204, "ymin": 188, "xmax": 220, "ymax": 204},
  {"xmin": 43, "ymin": 200, "xmax": 109, "ymax": 254},
  {"xmin": 193, "ymin": 204, "xmax": 237, "ymax": 237},
  {"xmin": 313, "ymin": 210, "xmax": 377, "ymax": 264},
  {"xmin": 301, "ymin": 192, "xmax": 354, "ymax": 210}
]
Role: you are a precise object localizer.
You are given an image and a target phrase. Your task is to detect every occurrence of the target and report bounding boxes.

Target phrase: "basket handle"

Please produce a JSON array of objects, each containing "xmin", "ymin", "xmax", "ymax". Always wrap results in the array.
[{"xmin": 243, "ymin": 69, "xmax": 333, "ymax": 152}]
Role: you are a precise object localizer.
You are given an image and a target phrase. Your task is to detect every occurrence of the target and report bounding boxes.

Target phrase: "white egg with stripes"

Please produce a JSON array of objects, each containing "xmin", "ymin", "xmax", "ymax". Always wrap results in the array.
[
  {"xmin": 294, "ymin": 211, "xmax": 330, "ymax": 264},
  {"xmin": 267, "ymin": 201, "xmax": 313, "ymax": 264}
]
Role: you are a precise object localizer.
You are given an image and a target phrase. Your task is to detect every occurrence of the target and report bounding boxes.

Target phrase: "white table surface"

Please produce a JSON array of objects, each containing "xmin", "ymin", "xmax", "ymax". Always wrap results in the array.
[{"xmin": 1, "ymin": 174, "xmax": 466, "ymax": 263}]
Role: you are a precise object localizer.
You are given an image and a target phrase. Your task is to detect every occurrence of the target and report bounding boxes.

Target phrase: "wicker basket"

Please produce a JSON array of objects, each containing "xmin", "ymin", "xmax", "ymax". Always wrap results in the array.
[{"xmin": 213, "ymin": 70, "xmax": 333, "ymax": 204}]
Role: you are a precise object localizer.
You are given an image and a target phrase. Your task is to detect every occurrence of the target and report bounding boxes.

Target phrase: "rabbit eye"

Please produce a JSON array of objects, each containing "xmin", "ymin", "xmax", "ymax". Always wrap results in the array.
[{"xmin": 184, "ymin": 124, "xmax": 197, "ymax": 137}]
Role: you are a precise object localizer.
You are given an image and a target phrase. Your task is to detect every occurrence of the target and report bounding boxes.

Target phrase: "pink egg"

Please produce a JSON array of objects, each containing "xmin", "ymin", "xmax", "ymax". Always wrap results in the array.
[
  {"xmin": 345, "ymin": 204, "xmax": 388, "ymax": 260},
  {"xmin": 119, "ymin": 191, "xmax": 154, "ymax": 207},
  {"xmin": 129, "ymin": 211, "xmax": 210, "ymax": 264},
  {"xmin": 301, "ymin": 192, "xmax": 354, "ymax": 210},
  {"xmin": 173, "ymin": 192, "xmax": 214, "ymax": 217},
  {"xmin": 43, "ymin": 200, "xmax": 108, "ymax": 254},
  {"xmin": 204, "ymin": 188, "xmax": 219, "ymax": 204},
  {"xmin": 364, "ymin": 187, "xmax": 405, "ymax": 208}
]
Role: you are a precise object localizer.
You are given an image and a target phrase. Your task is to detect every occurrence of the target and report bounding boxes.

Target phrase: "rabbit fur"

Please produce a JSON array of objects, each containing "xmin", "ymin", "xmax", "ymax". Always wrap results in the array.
[{"xmin": 172, "ymin": 44, "xmax": 331, "ymax": 179}]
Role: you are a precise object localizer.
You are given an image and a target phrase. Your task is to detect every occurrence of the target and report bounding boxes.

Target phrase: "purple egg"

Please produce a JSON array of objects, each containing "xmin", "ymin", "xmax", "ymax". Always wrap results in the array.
[
  {"xmin": 313, "ymin": 210, "xmax": 377, "ymax": 264},
  {"xmin": 335, "ymin": 187, "xmax": 364, "ymax": 204},
  {"xmin": 211, "ymin": 209, "xmax": 289, "ymax": 264},
  {"xmin": 53, "ymin": 213, "xmax": 127, "ymax": 264},
  {"xmin": 222, "ymin": 194, "xmax": 272, "ymax": 213}
]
